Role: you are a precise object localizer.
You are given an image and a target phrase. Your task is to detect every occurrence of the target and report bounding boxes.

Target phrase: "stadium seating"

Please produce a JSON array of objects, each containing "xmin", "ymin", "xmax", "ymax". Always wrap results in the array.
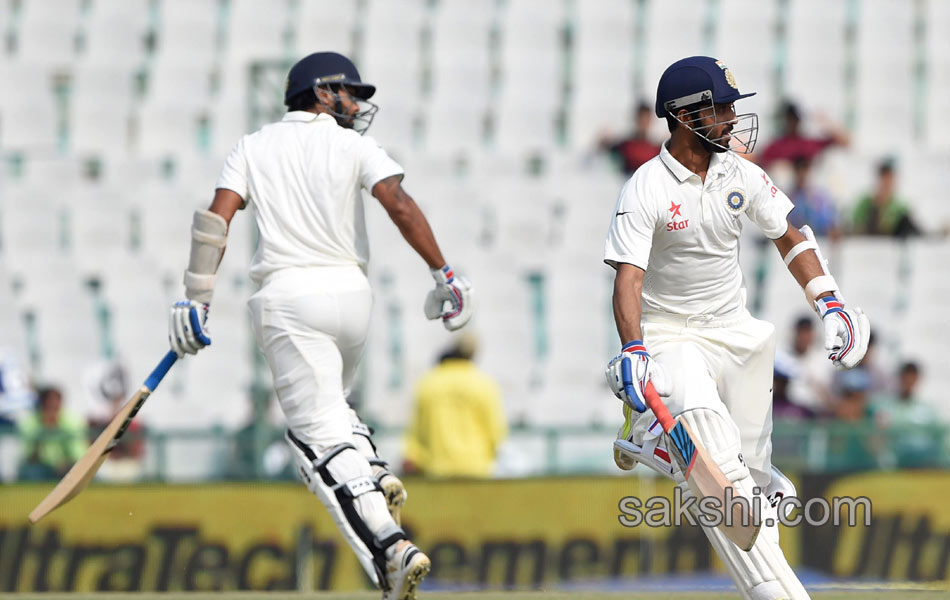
[{"xmin": 1, "ymin": 0, "xmax": 949, "ymax": 480}]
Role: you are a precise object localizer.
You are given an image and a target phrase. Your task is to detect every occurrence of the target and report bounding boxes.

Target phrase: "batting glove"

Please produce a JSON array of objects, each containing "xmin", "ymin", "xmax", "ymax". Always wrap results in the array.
[
  {"xmin": 424, "ymin": 265, "xmax": 474, "ymax": 331},
  {"xmin": 815, "ymin": 295, "xmax": 870, "ymax": 369},
  {"xmin": 168, "ymin": 300, "xmax": 211, "ymax": 357},
  {"xmin": 605, "ymin": 340, "xmax": 671, "ymax": 412}
]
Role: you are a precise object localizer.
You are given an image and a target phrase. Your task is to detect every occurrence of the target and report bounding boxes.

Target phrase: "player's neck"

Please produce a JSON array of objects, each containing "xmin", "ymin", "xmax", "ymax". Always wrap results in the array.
[{"xmin": 668, "ymin": 134, "xmax": 712, "ymax": 182}]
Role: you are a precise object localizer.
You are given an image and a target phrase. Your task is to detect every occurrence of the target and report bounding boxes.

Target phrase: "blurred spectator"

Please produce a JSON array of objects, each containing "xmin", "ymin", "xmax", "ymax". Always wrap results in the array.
[
  {"xmin": 787, "ymin": 157, "xmax": 841, "ymax": 240},
  {"xmin": 833, "ymin": 369, "xmax": 873, "ymax": 422},
  {"xmin": 851, "ymin": 157, "xmax": 922, "ymax": 237},
  {"xmin": 872, "ymin": 362, "xmax": 941, "ymax": 468},
  {"xmin": 86, "ymin": 360, "xmax": 144, "ymax": 482},
  {"xmin": 833, "ymin": 331, "xmax": 890, "ymax": 398},
  {"xmin": 597, "ymin": 101, "xmax": 661, "ymax": 177},
  {"xmin": 0, "ymin": 349, "xmax": 37, "ymax": 426},
  {"xmin": 17, "ymin": 386, "xmax": 87, "ymax": 481},
  {"xmin": 403, "ymin": 334, "xmax": 506, "ymax": 477},
  {"xmin": 773, "ymin": 316, "xmax": 833, "ymax": 418},
  {"xmin": 759, "ymin": 100, "xmax": 849, "ymax": 169}
]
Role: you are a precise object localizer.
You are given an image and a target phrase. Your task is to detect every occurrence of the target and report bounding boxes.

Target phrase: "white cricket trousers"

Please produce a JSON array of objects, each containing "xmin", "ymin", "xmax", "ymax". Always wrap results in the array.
[
  {"xmin": 638, "ymin": 309, "xmax": 777, "ymax": 487},
  {"xmin": 248, "ymin": 265, "xmax": 402, "ymax": 587},
  {"xmin": 248, "ymin": 265, "xmax": 372, "ymax": 448}
]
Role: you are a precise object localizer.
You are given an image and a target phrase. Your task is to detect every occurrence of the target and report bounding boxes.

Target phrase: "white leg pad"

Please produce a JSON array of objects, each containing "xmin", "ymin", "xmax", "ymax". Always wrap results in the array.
[
  {"xmin": 286, "ymin": 432, "xmax": 404, "ymax": 587},
  {"xmin": 674, "ymin": 409, "xmax": 810, "ymax": 600}
]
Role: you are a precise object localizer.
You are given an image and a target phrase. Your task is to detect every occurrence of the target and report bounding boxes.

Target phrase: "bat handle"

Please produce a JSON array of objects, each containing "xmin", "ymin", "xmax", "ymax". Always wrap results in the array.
[
  {"xmin": 643, "ymin": 381, "xmax": 677, "ymax": 433},
  {"xmin": 144, "ymin": 350, "xmax": 178, "ymax": 391}
]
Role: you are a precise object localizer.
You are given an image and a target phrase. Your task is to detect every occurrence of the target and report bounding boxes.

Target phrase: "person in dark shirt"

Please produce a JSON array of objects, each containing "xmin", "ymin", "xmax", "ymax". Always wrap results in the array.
[
  {"xmin": 759, "ymin": 100, "xmax": 849, "ymax": 169},
  {"xmin": 599, "ymin": 101, "xmax": 661, "ymax": 176}
]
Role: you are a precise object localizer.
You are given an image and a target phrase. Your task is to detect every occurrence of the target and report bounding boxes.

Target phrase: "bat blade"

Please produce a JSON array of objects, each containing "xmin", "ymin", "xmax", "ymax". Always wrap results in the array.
[
  {"xmin": 28, "ymin": 350, "xmax": 177, "ymax": 524},
  {"xmin": 668, "ymin": 419, "xmax": 760, "ymax": 551},
  {"xmin": 28, "ymin": 387, "xmax": 151, "ymax": 523},
  {"xmin": 643, "ymin": 383, "xmax": 760, "ymax": 551}
]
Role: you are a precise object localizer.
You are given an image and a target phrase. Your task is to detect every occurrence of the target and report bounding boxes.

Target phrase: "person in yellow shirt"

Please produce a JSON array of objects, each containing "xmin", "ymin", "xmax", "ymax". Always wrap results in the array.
[{"xmin": 403, "ymin": 335, "xmax": 505, "ymax": 477}]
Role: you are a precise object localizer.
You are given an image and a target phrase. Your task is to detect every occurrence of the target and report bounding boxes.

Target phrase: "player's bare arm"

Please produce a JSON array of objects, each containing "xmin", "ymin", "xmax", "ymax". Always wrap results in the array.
[
  {"xmin": 606, "ymin": 263, "xmax": 671, "ymax": 413},
  {"xmin": 373, "ymin": 174, "xmax": 475, "ymax": 331},
  {"xmin": 774, "ymin": 219, "xmax": 871, "ymax": 368},
  {"xmin": 611, "ymin": 262, "xmax": 645, "ymax": 345},
  {"xmin": 208, "ymin": 188, "xmax": 245, "ymax": 228},
  {"xmin": 372, "ymin": 175, "xmax": 445, "ymax": 269},
  {"xmin": 772, "ymin": 222, "xmax": 828, "ymax": 293}
]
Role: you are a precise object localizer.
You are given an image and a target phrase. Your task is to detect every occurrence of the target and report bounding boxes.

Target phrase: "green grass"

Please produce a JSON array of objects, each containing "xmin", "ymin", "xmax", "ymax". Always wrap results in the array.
[{"xmin": 7, "ymin": 591, "xmax": 950, "ymax": 600}]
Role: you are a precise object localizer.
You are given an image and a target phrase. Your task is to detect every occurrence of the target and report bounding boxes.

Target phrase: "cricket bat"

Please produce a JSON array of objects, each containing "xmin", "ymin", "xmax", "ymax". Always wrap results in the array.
[
  {"xmin": 28, "ymin": 350, "xmax": 178, "ymax": 524},
  {"xmin": 643, "ymin": 382, "xmax": 761, "ymax": 551}
]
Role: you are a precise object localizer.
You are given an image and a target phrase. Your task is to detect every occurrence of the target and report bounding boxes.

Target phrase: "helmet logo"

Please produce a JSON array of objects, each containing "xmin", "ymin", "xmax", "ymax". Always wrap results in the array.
[{"xmin": 715, "ymin": 60, "xmax": 739, "ymax": 90}]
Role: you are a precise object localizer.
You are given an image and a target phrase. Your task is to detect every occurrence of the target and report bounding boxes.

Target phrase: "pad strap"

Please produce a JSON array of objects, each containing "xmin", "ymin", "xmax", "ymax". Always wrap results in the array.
[
  {"xmin": 804, "ymin": 274, "xmax": 839, "ymax": 302},
  {"xmin": 783, "ymin": 239, "xmax": 817, "ymax": 266}
]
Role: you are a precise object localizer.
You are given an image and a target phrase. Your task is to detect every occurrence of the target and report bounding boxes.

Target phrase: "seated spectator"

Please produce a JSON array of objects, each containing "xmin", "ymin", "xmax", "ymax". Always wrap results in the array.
[
  {"xmin": 86, "ymin": 360, "xmax": 144, "ymax": 482},
  {"xmin": 403, "ymin": 334, "xmax": 506, "ymax": 478},
  {"xmin": 833, "ymin": 331, "xmax": 890, "ymax": 397},
  {"xmin": 872, "ymin": 362, "xmax": 941, "ymax": 468},
  {"xmin": 598, "ymin": 101, "xmax": 661, "ymax": 177},
  {"xmin": 773, "ymin": 316, "xmax": 834, "ymax": 418},
  {"xmin": 833, "ymin": 369, "xmax": 873, "ymax": 422},
  {"xmin": 0, "ymin": 349, "xmax": 37, "ymax": 427},
  {"xmin": 787, "ymin": 157, "xmax": 841, "ymax": 240},
  {"xmin": 759, "ymin": 100, "xmax": 849, "ymax": 169},
  {"xmin": 851, "ymin": 157, "xmax": 922, "ymax": 237},
  {"xmin": 17, "ymin": 386, "xmax": 87, "ymax": 481}
]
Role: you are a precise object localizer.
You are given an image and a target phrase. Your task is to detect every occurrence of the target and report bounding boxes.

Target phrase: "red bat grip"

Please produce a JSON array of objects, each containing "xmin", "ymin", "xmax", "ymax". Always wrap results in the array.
[{"xmin": 643, "ymin": 381, "xmax": 676, "ymax": 433}]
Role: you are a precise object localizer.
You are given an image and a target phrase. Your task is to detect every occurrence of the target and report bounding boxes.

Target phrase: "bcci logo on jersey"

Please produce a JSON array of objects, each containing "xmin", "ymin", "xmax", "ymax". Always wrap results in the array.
[{"xmin": 726, "ymin": 189, "xmax": 746, "ymax": 214}]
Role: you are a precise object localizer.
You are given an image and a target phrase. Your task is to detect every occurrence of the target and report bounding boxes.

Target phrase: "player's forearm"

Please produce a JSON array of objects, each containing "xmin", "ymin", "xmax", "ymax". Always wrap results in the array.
[
  {"xmin": 390, "ymin": 204, "xmax": 446, "ymax": 269},
  {"xmin": 612, "ymin": 265, "xmax": 645, "ymax": 344},
  {"xmin": 774, "ymin": 225, "xmax": 832, "ymax": 299},
  {"xmin": 373, "ymin": 178, "xmax": 446, "ymax": 269}
]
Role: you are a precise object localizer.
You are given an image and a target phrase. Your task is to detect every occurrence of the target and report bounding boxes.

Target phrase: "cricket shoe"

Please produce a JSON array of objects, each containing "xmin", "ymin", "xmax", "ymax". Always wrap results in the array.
[
  {"xmin": 374, "ymin": 467, "xmax": 408, "ymax": 526},
  {"xmin": 382, "ymin": 540, "xmax": 430, "ymax": 600}
]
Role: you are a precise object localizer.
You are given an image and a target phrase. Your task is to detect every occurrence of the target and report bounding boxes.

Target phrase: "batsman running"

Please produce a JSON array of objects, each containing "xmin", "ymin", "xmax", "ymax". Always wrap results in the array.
[
  {"xmin": 604, "ymin": 56, "xmax": 870, "ymax": 600},
  {"xmin": 166, "ymin": 52, "xmax": 474, "ymax": 600}
]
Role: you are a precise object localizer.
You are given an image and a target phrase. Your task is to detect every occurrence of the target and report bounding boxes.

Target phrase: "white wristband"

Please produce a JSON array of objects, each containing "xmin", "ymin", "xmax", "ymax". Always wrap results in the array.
[
  {"xmin": 783, "ymin": 239, "xmax": 817, "ymax": 266},
  {"xmin": 804, "ymin": 274, "xmax": 839, "ymax": 302}
]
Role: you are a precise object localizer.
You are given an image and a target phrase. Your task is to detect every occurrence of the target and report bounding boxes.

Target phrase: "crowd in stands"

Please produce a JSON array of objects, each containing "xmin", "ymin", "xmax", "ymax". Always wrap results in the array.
[
  {"xmin": 599, "ymin": 98, "xmax": 933, "ymax": 240},
  {"xmin": 0, "ymin": 353, "xmax": 145, "ymax": 482}
]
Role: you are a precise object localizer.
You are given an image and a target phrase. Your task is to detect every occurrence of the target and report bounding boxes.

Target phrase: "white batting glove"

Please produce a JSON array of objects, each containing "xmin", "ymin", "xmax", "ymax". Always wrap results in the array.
[
  {"xmin": 605, "ymin": 341, "xmax": 671, "ymax": 412},
  {"xmin": 424, "ymin": 265, "xmax": 474, "ymax": 331},
  {"xmin": 168, "ymin": 300, "xmax": 211, "ymax": 357},
  {"xmin": 815, "ymin": 295, "xmax": 870, "ymax": 369}
]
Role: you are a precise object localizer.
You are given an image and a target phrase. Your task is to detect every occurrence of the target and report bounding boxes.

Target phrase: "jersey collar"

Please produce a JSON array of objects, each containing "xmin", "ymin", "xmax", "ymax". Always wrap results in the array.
[
  {"xmin": 659, "ymin": 141, "xmax": 730, "ymax": 182},
  {"xmin": 282, "ymin": 111, "xmax": 336, "ymax": 123},
  {"xmin": 659, "ymin": 141, "xmax": 697, "ymax": 183}
]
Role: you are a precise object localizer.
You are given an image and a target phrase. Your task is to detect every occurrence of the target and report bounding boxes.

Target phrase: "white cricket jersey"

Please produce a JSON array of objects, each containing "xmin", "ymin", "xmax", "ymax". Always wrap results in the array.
[
  {"xmin": 216, "ymin": 112, "xmax": 403, "ymax": 284},
  {"xmin": 604, "ymin": 142, "xmax": 794, "ymax": 317}
]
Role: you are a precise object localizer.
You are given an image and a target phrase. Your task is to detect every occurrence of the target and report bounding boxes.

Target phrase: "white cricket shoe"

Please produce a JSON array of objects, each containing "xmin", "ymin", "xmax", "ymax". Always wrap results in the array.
[
  {"xmin": 375, "ymin": 468, "xmax": 408, "ymax": 526},
  {"xmin": 382, "ymin": 540, "xmax": 430, "ymax": 600}
]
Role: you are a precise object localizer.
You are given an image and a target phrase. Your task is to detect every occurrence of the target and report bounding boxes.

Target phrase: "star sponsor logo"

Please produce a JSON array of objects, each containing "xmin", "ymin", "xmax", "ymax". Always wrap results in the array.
[{"xmin": 666, "ymin": 200, "xmax": 689, "ymax": 231}]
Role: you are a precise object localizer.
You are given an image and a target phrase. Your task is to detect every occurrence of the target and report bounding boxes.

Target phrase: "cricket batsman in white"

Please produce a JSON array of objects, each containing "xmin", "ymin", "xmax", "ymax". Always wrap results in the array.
[
  {"xmin": 605, "ymin": 56, "xmax": 870, "ymax": 600},
  {"xmin": 166, "ymin": 52, "xmax": 474, "ymax": 599}
]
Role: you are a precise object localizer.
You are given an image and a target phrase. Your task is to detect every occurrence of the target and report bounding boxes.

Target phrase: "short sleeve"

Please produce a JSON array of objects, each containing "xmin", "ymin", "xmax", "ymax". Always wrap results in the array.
[
  {"xmin": 215, "ymin": 137, "xmax": 249, "ymax": 208},
  {"xmin": 745, "ymin": 164, "xmax": 794, "ymax": 239},
  {"xmin": 358, "ymin": 135, "xmax": 404, "ymax": 191},
  {"xmin": 604, "ymin": 177, "xmax": 657, "ymax": 270}
]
